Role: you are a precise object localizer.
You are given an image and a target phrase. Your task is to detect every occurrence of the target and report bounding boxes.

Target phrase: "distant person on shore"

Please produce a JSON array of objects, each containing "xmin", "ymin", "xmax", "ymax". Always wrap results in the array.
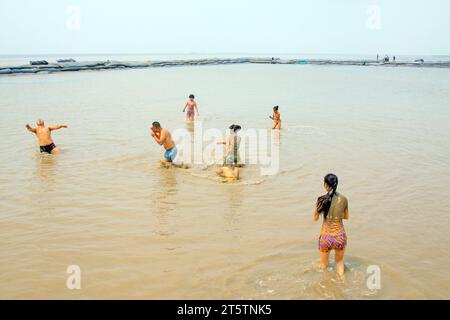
[
  {"xmin": 376, "ymin": 54, "xmax": 379, "ymax": 61},
  {"xmin": 393, "ymin": 56, "xmax": 396, "ymax": 62},
  {"xmin": 216, "ymin": 124, "xmax": 242, "ymax": 180},
  {"xmin": 314, "ymin": 173, "xmax": 349, "ymax": 279},
  {"xmin": 269, "ymin": 105, "xmax": 282, "ymax": 129},
  {"xmin": 183, "ymin": 94, "xmax": 199, "ymax": 121},
  {"xmin": 151, "ymin": 121, "xmax": 178, "ymax": 165},
  {"xmin": 25, "ymin": 119, "xmax": 67, "ymax": 154}
]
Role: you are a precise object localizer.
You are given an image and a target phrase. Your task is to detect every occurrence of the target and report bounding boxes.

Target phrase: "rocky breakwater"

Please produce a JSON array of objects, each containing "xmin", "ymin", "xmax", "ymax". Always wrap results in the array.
[
  {"xmin": 278, "ymin": 58, "xmax": 450, "ymax": 68},
  {"xmin": 1, "ymin": 57, "xmax": 449, "ymax": 76},
  {"xmin": 0, "ymin": 58, "xmax": 274, "ymax": 75}
]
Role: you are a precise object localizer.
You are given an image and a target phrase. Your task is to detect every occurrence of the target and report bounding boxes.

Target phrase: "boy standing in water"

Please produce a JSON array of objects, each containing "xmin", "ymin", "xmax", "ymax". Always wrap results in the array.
[
  {"xmin": 150, "ymin": 121, "xmax": 177, "ymax": 164},
  {"xmin": 25, "ymin": 119, "xmax": 67, "ymax": 154},
  {"xmin": 269, "ymin": 105, "xmax": 281, "ymax": 129},
  {"xmin": 183, "ymin": 94, "xmax": 199, "ymax": 121}
]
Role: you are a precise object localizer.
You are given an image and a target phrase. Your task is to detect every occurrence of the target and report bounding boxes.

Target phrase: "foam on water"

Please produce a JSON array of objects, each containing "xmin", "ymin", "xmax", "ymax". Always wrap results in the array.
[{"xmin": 223, "ymin": 251, "xmax": 386, "ymax": 299}]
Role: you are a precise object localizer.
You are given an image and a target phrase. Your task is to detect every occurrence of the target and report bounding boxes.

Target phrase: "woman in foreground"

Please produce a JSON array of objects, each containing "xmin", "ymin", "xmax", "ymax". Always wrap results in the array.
[{"xmin": 314, "ymin": 173, "xmax": 349, "ymax": 279}]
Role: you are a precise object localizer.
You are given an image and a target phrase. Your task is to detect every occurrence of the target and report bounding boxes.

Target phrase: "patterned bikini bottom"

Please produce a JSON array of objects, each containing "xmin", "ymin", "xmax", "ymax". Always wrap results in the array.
[{"xmin": 318, "ymin": 220, "xmax": 347, "ymax": 253}]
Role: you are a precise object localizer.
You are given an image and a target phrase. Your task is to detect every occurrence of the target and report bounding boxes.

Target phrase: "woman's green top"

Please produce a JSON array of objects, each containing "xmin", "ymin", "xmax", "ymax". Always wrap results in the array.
[{"xmin": 326, "ymin": 192, "xmax": 348, "ymax": 221}]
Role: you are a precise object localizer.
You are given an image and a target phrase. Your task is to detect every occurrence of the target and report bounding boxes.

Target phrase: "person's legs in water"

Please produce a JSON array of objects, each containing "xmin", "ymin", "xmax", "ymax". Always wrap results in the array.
[
  {"xmin": 273, "ymin": 120, "xmax": 281, "ymax": 129},
  {"xmin": 160, "ymin": 148, "xmax": 190, "ymax": 168},
  {"xmin": 160, "ymin": 147, "xmax": 178, "ymax": 167},
  {"xmin": 186, "ymin": 109, "xmax": 195, "ymax": 121},
  {"xmin": 319, "ymin": 251, "xmax": 330, "ymax": 269},
  {"xmin": 318, "ymin": 228, "xmax": 331, "ymax": 268},
  {"xmin": 335, "ymin": 249, "xmax": 345, "ymax": 279},
  {"xmin": 163, "ymin": 147, "xmax": 177, "ymax": 163}
]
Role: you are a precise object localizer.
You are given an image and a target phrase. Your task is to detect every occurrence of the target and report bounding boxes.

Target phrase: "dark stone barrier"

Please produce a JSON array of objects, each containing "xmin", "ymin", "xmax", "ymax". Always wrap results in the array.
[{"xmin": 1, "ymin": 57, "xmax": 448, "ymax": 76}]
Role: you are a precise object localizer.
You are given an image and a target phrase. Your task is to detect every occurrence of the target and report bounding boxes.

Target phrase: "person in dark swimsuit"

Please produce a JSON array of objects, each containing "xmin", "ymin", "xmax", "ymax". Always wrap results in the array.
[
  {"xmin": 26, "ymin": 119, "xmax": 67, "ymax": 154},
  {"xmin": 40, "ymin": 142, "xmax": 57, "ymax": 154}
]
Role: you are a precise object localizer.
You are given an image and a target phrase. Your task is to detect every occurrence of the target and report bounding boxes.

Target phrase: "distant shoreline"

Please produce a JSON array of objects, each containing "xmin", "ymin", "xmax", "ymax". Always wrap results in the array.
[{"xmin": 1, "ymin": 57, "xmax": 449, "ymax": 76}]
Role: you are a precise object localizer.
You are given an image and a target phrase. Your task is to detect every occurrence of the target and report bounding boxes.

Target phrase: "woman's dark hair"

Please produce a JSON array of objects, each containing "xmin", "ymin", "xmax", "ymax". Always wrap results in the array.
[
  {"xmin": 316, "ymin": 173, "xmax": 338, "ymax": 219},
  {"xmin": 273, "ymin": 105, "xmax": 279, "ymax": 111},
  {"xmin": 229, "ymin": 124, "xmax": 242, "ymax": 133},
  {"xmin": 152, "ymin": 121, "xmax": 161, "ymax": 128},
  {"xmin": 189, "ymin": 94, "xmax": 195, "ymax": 99}
]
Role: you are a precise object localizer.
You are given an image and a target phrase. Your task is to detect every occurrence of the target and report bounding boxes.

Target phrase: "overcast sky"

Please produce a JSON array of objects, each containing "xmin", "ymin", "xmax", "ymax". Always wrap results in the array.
[{"xmin": 0, "ymin": 0, "xmax": 448, "ymax": 55}]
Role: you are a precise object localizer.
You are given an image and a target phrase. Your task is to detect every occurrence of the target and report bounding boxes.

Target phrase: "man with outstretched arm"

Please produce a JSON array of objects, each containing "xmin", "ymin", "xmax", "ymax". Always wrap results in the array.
[{"xmin": 26, "ymin": 119, "xmax": 67, "ymax": 154}]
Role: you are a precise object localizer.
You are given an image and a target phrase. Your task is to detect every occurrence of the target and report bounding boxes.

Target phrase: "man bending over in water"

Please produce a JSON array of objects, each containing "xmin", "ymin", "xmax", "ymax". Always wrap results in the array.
[
  {"xmin": 26, "ymin": 119, "xmax": 67, "ymax": 154},
  {"xmin": 150, "ymin": 121, "xmax": 178, "ymax": 165}
]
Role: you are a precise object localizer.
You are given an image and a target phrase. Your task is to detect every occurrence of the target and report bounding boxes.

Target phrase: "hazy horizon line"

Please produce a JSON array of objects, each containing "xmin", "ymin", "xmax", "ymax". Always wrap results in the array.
[{"xmin": 1, "ymin": 52, "xmax": 449, "ymax": 58}]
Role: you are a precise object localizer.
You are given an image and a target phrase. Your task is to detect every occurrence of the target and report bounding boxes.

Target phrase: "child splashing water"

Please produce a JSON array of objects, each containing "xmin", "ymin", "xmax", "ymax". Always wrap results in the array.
[
  {"xmin": 314, "ymin": 174, "xmax": 349, "ymax": 279},
  {"xmin": 183, "ymin": 94, "xmax": 199, "ymax": 122}
]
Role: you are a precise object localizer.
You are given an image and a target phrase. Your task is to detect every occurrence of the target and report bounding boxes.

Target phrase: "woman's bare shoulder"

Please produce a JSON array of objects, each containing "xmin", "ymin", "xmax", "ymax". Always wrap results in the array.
[{"xmin": 337, "ymin": 193, "xmax": 348, "ymax": 205}]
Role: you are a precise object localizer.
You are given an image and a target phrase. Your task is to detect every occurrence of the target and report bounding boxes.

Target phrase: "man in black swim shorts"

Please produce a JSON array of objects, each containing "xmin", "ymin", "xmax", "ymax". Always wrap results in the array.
[
  {"xmin": 39, "ymin": 142, "xmax": 57, "ymax": 154},
  {"xmin": 26, "ymin": 119, "xmax": 67, "ymax": 155}
]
